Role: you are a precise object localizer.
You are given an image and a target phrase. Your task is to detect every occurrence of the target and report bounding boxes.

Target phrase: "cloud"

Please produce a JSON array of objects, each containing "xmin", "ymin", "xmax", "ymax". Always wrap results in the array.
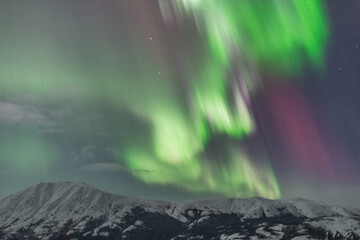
[
  {"xmin": 79, "ymin": 163, "xmax": 127, "ymax": 173},
  {"xmin": 79, "ymin": 162, "xmax": 157, "ymax": 174},
  {"xmin": 37, "ymin": 128, "xmax": 64, "ymax": 135},
  {"xmin": 49, "ymin": 104, "xmax": 74, "ymax": 119},
  {"xmin": 73, "ymin": 145, "xmax": 97, "ymax": 162},
  {"xmin": 0, "ymin": 101, "xmax": 53, "ymax": 127}
]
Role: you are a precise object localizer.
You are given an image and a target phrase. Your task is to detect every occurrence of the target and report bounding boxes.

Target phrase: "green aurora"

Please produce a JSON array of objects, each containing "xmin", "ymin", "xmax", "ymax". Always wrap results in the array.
[
  {"xmin": 127, "ymin": 0, "xmax": 328, "ymax": 198},
  {"xmin": 0, "ymin": 0, "xmax": 329, "ymax": 199}
]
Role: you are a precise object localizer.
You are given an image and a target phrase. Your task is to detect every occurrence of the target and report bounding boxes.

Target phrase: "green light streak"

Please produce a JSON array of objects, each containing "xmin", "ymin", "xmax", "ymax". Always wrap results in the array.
[
  {"xmin": 171, "ymin": 0, "xmax": 329, "ymax": 73},
  {"xmin": 123, "ymin": 146, "xmax": 280, "ymax": 199},
  {"xmin": 0, "ymin": 0, "xmax": 329, "ymax": 198}
]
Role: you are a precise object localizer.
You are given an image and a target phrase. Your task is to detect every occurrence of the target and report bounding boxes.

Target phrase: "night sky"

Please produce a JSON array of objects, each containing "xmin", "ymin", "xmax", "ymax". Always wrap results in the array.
[{"xmin": 0, "ymin": 0, "xmax": 359, "ymax": 207}]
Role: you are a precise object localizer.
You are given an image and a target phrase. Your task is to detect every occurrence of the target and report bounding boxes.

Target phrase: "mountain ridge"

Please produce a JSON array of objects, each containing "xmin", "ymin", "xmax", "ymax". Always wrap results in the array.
[{"xmin": 0, "ymin": 182, "xmax": 359, "ymax": 240}]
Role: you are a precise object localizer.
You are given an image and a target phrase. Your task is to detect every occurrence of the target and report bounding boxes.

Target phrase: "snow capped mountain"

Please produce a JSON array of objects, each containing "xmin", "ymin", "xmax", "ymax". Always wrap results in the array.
[
  {"xmin": 175, "ymin": 197, "xmax": 356, "ymax": 219},
  {"xmin": 0, "ymin": 182, "xmax": 359, "ymax": 240}
]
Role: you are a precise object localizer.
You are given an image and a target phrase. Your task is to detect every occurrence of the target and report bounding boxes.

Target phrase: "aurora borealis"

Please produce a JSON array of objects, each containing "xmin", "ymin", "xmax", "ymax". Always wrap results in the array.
[{"xmin": 0, "ymin": 0, "xmax": 359, "ymax": 207}]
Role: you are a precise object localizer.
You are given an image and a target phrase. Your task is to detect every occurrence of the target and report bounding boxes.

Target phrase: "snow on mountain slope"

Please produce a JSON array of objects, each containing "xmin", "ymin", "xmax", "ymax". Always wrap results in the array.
[
  {"xmin": 0, "ymin": 182, "xmax": 171, "ymax": 239},
  {"xmin": 1, "ymin": 182, "xmax": 133, "ymax": 223},
  {"xmin": 0, "ymin": 182, "xmax": 359, "ymax": 240},
  {"xmin": 170, "ymin": 197, "xmax": 356, "ymax": 220}
]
